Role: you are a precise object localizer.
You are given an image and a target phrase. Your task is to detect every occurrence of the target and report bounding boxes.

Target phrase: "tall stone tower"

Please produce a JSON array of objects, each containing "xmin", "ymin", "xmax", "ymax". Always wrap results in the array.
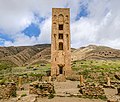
[{"xmin": 51, "ymin": 8, "xmax": 72, "ymax": 78}]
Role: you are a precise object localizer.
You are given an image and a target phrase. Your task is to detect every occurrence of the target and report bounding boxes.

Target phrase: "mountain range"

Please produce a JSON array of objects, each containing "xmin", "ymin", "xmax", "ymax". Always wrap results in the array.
[{"xmin": 0, "ymin": 44, "xmax": 120, "ymax": 67}]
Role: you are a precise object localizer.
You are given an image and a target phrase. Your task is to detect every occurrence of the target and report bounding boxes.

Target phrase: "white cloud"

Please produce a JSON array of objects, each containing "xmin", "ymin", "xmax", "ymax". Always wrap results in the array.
[
  {"xmin": 0, "ymin": 0, "xmax": 81, "ymax": 46},
  {"xmin": 0, "ymin": 0, "xmax": 34, "ymax": 34},
  {"xmin": 0, "ymin": 38, "xmax": 5, "ymax": 44},
  {"xmin": 4, "ymin": 33, "xmax": 38, "ymax": 46},
  {"xmin": 38, "ymin": 17, "xmax": 51, "ymax": 44},
  {"xmin": 71, "ymin": 0, "xmax": 120, "ymax": 49},
  {"xmin": 0, "ymin": 0, "xmax": 120, "ymax": 49},
  {"xmin": 71, "ymin": 17, "xmax": 98, "ymax": 48}
]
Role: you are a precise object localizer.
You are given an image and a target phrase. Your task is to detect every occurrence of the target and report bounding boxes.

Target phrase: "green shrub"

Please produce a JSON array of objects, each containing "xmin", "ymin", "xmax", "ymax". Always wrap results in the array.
[
  {"xmin": 81, "ymin": 69, "xmax": 90, "ymax": 76},
  {"xmin": 21, "ymin": 93, "xmax": 27, "ymax": 97},
  {"xmin": 0, "ymin": 79, "xmax": 6, "ymax": 85},
  {"xmin": 98, "ymin": 95, "xmax": 107, "ymax": 100},
  {"xmin": 48, "ymin": 94, "xmax": 54, "ymax": 99},
  {"xmin": 12, "ymin": 91, "xmax": 17, "ymax": 97}
]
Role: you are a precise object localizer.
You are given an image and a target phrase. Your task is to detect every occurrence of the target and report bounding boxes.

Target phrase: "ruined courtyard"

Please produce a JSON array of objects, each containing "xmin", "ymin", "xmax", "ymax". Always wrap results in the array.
[{"xmin": 0, "ymin": 7, "xmax": 120, "ymax": 102}]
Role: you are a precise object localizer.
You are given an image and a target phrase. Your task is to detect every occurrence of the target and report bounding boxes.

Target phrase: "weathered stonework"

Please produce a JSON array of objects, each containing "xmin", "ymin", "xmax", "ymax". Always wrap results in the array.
[
  {"xmin": 0, "ymin": 82, "xmax": 16, "ymax": 99},
  {"xmin": 79, "ymin": 83, "xmax": 106, "ymax": 99},
  {"xmin": 51, "ymin": 8, "xmax": 72, "ymax": 78},
  {"xmin": 29, "ymin": 81, "xmax": 55, "ymax": 96}
]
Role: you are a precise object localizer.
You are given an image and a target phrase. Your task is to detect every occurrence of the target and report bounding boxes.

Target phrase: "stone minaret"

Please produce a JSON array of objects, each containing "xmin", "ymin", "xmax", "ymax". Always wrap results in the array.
[{"xmin": 51, "ymin": 8, "xmax": 72, "ymax": 78}]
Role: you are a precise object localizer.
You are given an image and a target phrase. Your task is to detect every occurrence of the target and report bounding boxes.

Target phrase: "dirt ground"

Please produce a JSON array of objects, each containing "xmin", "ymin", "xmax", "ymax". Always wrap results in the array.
[
  {"xmin": 37, "ymin": 97, "xmax": 105, "ymax": 102},
  {"xmin": 0, "ymin": 96, "xmax": 106, "ymax": 102}
]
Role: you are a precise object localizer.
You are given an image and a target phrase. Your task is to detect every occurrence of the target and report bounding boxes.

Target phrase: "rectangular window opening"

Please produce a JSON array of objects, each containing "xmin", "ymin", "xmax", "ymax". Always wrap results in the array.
[
  {"xmin": 59, "ymin": 67, "xmax": 63, "ymax": 74},
  {"xmin": 59, "ymin": 24, "xmax": 63, "ymax": 30},
  {"xmin": 59, "ymin": 42, "xmax": 63, "ymax": 50}
]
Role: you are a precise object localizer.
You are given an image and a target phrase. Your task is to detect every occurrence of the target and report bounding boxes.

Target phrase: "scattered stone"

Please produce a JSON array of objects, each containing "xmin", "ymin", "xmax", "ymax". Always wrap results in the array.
[
  {"xmin": 30, "ymin": 97, "xmax": 37, "ymax": 102},
  {"xmin": 0, "ymin": 82, "xmax": 17, "ymax": 99},
  {"xmin": 103, "ymin": 84, "xmax": 115, "ymax": 89},
  {"xmin": 114, "ymin": 74, "xmax": 120, "ymax": 80},
  {"xmin": 107, "ymin": 99, "xmax": 118, "ymax": 102},
  {"xmin": 17, "ymin": 96, "xmax": 21, "ymax": 100}
]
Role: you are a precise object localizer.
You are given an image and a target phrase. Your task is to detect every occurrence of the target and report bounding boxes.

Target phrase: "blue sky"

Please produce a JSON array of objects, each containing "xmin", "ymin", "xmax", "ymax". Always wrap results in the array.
[
  {"xmin": 0, "ymin": 0, "xmax": 120, "ymax": 48},
  {"xmin": 0, "ymin": 33, "xmax": 14, "ymax": 42},
  {"xmin": 76, "ymin": 4, "xmax": 88, "ymax": 20},
  {"xmin": 22, "ymin": 23, "xmax": 40, "ymax": 37}
]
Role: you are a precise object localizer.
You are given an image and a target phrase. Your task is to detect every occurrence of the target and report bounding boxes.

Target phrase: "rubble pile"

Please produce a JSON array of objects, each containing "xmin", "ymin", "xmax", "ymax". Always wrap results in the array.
[
  {"xmin": 0, "ymin": 82, "xmax": 16, "ymax": 99},
  {"xmin": 114, "ymin": 73, "xmax": 120, "ymax": 80}
]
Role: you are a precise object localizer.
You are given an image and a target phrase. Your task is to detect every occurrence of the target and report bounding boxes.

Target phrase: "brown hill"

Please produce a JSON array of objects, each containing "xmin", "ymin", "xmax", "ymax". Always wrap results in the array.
[
  {"xmin": 71, "ymin": 45, "xmax": 120, "ymax": 61},
  {"xmin": 0, "ymin": 44, "xmax": 51, "ymax": 66},
  {"xmin": 0, "ymin": 44, "xmax": 120, "ymax": 66}
]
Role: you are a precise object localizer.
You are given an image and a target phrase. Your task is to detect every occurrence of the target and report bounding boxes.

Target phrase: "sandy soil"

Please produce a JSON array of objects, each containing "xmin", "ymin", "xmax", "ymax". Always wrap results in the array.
[
  {"xmin": 54, "ymin": 80, "xmax": 79, "ymax": 95},
  {"xmin": 0, "ymin": 96, "xmax": 106, "ymax": 102},
  {"xmin": 37, "ymin": 97, "xmax": 106, "ymax": 102}
]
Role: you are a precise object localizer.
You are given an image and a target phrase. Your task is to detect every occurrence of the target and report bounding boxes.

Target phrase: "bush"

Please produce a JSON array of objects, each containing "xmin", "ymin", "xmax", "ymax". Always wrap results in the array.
[
  {"xmin": 98, "ymin": 95, "xmax": 107, "ymax": 100},
  {"xmin": 21, "ymin": 93, "xmax": 27, "ymax": 97},
  {"xmin": 48, "ymin": 94, "xmax": 54, "ymax": 99},
  {"xmin": 0, "ymin": 61, "xmax": 14, "ymax": 71},
  {"xmin": 12, "ymin": 91, "xmax": 17, "ymax": 97},
  {"xmin": 0, "ymin": 79, "xmax": 6, "ymax": 85},
  {"xmin": 81, "ymin": 69, "xmax": 90, "ymax": 76}
]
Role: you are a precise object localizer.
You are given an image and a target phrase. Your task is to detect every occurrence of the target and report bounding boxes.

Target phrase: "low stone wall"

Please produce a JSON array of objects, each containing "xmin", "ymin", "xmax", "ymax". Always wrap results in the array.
[
  {"xmin": 29, "ymin": 81, "xmax": 55, "ymax": 96},
  {"xmin": 7, "ymin": 75, "xmax": 42, "ymax": 84},
  {"xmin": 79, "ymin": 83, "xmax": 106, "ymax": 99},
  {"xmin": 0, "ymin": 82, "xmax": 17, "ymax": 99}
]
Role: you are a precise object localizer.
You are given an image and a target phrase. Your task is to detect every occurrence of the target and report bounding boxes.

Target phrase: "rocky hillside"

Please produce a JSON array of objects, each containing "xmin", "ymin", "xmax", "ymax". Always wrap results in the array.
[
  {"xmin": 0, "ymin": 44, "xmax": 51, "ymax": 66},
  {"xmin": 0, "ymin": 44, "xmax": 120, "ymax": 66},
  {"xmin": 72, "ymin": 45, "xmax": 120, "ymax": 61}
]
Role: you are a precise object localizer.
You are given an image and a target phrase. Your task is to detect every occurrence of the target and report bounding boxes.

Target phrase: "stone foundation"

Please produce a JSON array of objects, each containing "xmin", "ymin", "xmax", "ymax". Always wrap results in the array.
[
  {"xmin": 56, "ymin": 74, "xmax": 66, "ymax": 82},
  {"xmin": 79, "ymin": 83, "xmax": 106, "ymax": 99},
  {"xmin": 29, "ymin": 81, "xmax": 55, "ymax": 96}
]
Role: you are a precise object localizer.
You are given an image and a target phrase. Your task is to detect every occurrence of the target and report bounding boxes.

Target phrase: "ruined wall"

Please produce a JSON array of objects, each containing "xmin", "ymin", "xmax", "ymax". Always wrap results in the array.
[
  {"xmin": 29, "ymin": 81, "xmax": 55, "ymax": 96},
  {"xmin": 79, "ymin": 83, "xmax": 106, "ymax": 99}
]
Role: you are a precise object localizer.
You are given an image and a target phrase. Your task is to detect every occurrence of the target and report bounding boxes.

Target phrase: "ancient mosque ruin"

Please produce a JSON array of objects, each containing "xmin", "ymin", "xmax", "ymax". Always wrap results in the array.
[{"xmin": 51, "ymin": 8, "xmax": 72, "ymax": 80}]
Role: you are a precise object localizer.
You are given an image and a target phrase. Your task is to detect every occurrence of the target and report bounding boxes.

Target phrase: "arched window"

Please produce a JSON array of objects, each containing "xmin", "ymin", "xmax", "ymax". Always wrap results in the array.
[
  {"xmin": 53, "ymin": 23, "xmax": 56, "ymax": 29},
  {"xmin": 66, "ymin": 22, "xmax": 69, "ymax": 30},
  {"xmin": 59, "ymin": 42, "xmax": 63, "ymax": 50},
  {"xmin": 54, "ymin": 15, "xmax": 57, "ymax": 19},
  {"xmin": 66, "ymin": 15, "xmax": 69, "ymax": 20},
  {"xmin": 58, "ymin": 14, "xmax": 64, "ymax": 22},
  {"xmin": 59, "ymin": 33, "xmax": 63, "ymax": 39},
  {"xmin": 54, "ymin": 15, "xmax": 56, "ymax": 17}
]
